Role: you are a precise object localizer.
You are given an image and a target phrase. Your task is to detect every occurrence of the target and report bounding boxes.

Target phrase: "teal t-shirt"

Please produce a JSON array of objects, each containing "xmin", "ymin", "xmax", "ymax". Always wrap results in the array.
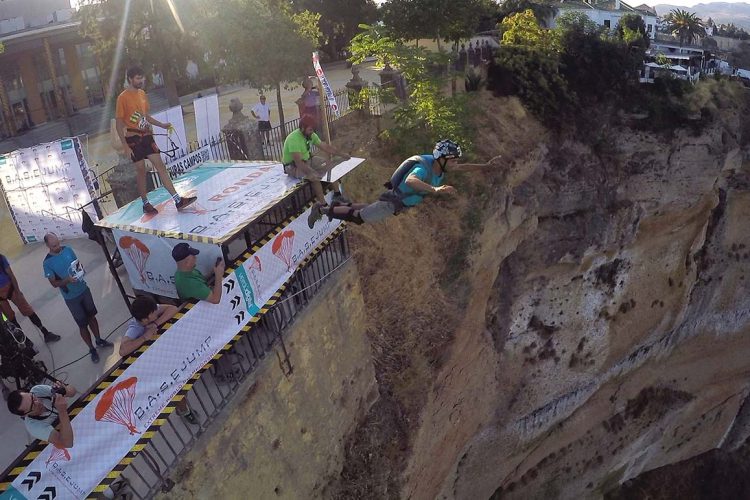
[
  {"xmin": 43, "ymin": 246, "xmax": 88, "ymax": 300},
  {"xmin": 175, "ymin": 269, "xmax": 211, "ymax": 301},
  {"xmin": 397, "ymin": 155, "xmax": 444, "ymax": 207},
  {"xmin": 282, "ymin": 128, "xmax": 322, "ymax": 165}
]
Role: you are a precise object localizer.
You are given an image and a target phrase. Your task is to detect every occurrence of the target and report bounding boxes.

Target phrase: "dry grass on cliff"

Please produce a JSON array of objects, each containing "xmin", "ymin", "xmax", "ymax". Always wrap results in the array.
[{"xmin": 325, "ymin": 94, "xmax": 544, "ymax": 498}]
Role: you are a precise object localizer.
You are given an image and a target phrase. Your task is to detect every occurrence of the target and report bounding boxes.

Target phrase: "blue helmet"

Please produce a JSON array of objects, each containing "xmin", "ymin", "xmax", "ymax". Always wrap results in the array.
[{"xmin": 433, "ymin": 139, "xmax": 462, "ymax": 160}]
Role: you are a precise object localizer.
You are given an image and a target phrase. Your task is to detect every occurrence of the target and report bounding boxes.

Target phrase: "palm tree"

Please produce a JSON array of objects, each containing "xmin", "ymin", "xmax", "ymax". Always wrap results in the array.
[{"xmin": 663, "ymin": 9, "xmax": 706, "ymax": 47}]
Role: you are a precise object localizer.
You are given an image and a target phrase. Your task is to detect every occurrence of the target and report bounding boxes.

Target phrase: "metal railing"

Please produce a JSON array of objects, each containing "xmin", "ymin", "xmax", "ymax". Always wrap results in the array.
[
  {"xmin": 115, "ymin": 229, "xmax": 351, "ymax": 498},
  {"xmin": 149, "ymin": 84, "xmax": 384, "ymax": 188},
  {"xmin": 0, "ymin": 226, "xmax": 351, "ymax": 498}
]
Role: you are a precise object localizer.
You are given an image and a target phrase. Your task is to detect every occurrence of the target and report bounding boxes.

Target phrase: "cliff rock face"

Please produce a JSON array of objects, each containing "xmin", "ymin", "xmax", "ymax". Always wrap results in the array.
[{"xmin": 362, "ymin": 86, "xmax": 750, "ymax": 499}]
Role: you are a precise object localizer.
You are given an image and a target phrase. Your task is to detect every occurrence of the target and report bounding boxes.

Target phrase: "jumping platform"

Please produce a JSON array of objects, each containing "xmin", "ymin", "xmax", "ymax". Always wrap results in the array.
[{"xmin": 95, "ymin": 158, "xmax": 364, "ymax": 299}]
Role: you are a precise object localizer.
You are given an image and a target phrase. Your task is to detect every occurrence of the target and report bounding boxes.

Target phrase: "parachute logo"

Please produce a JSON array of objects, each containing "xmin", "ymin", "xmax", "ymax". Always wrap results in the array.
[
  {"xmin": 247, "ymin": 255, "xmax": 262, "ymax": 294},
  {"xmin": 119, "ymin": 236, "xmax": 150, "ymax": 283},
  {"xmin": 45, "ymin": 445, "xmax": 71, "ymax": 468},
  {"xmin": 271, "ymin": 230, "xmax": 295, "ymax": 272},
  {"xmin": 95, "ymin": 377, "xmax": 140, "ymax": 435}
]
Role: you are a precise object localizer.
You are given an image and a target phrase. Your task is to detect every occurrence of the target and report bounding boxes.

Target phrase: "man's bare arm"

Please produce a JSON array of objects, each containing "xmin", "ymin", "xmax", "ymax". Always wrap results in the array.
[{"xmin": 451, "ymin": 155, "xmax": 503, "ymax": 173}]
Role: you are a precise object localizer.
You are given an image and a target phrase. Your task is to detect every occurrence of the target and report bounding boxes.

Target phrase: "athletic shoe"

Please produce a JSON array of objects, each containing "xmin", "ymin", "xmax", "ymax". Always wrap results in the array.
[
  {"xmin": 95, "ymin": 337, "xmax": 113, "ymax": 348},
  {"xmin": 90, "ymin": 348, "xmax": 100, "ymax": 363},
  {"xmin": 175, "ymin": 196, "xmax": 197, "ymax": 210},
  {"xmin": 308, "ymin": 202, "xmax": 323, "ymax": 229},
  {"xmin": 43, "ymin": 331, "xmax": 61, "ymax": 343},
  {"xmin": 143, "ymin": 202, "xmax": 158, "ymax": 214},
  {"xmin": 331, "ymin": 192, "xmax": 351, "ymax": 205}
]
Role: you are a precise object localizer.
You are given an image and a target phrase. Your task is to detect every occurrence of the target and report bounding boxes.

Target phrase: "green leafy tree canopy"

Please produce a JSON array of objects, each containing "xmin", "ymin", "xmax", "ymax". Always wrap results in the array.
[
  {"xmin": 77, "ymin": 0, "xmax": 202, "ymax": 105},
  {"xmin": 200, "ymin": 0, "xmax": 321, "ymax": 131}
]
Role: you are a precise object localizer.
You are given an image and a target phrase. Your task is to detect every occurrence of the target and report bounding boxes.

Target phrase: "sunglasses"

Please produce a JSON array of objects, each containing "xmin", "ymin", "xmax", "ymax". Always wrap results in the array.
[{"xmin": 21, "ymin": 394, "xmax": 40, "ymax": 415}]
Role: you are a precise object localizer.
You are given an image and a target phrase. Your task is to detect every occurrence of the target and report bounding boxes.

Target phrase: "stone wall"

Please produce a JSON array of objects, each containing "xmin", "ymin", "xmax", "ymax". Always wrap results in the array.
[{"xmin": 159, "ymin": 262, "xmax": 377, "ymax": 499}]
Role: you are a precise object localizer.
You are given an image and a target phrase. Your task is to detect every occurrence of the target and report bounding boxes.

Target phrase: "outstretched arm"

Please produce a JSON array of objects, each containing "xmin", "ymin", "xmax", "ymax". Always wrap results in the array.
[{"xmin": 451, "ymin": 154, "xmax": 503, "ymax": 173}]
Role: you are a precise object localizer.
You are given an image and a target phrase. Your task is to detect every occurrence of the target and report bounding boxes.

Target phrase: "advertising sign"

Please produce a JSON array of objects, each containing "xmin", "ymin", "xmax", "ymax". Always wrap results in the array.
[{"xmin": 0, "ymin": 137, "xmax": 96, "ymax": 243}]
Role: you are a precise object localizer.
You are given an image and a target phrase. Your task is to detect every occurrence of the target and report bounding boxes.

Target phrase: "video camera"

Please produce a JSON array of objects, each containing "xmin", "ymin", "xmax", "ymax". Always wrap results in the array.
[{"xmin": 0, "ymin": 317, "xmax": 49, "ymax": 390}]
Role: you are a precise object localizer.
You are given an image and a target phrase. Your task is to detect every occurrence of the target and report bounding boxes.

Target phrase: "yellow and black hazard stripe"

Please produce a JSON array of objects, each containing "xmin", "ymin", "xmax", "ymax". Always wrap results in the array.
[
  {"xmin": 88, "ymin": 208, "xmax": 345, "ymax": 496},
  {"xmin": 1, "ymin": 201, "xmax": 347, "ymax": 496}
]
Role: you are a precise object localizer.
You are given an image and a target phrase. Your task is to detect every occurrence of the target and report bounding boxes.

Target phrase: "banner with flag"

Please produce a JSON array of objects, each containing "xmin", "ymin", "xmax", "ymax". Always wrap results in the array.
[{"xmin": 312, "ymin": 51, "xmax": 339, "ymax": 118}]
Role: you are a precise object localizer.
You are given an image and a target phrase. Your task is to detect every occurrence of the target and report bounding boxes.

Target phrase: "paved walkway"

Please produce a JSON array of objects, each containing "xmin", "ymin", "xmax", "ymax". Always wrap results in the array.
[{"xmin": 0, "ymin": 61, "xmax": 383, "ymax": 473}]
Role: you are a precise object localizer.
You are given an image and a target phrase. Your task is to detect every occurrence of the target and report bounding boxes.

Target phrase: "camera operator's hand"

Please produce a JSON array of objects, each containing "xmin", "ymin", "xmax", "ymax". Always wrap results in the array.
[{"xmin": 53, "ymin": 391, "xmax": 68, "ymax": 413}]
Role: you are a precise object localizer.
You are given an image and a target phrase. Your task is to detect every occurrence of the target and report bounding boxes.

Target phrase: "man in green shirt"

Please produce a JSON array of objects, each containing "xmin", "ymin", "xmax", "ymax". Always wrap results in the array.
[
  {"xmin": 173, "ymin": 243, "xmax": 225, "ymax": 303},
  {"xmin": 282, "ymin": 115, "xmax": 351, "ymax": 204}
]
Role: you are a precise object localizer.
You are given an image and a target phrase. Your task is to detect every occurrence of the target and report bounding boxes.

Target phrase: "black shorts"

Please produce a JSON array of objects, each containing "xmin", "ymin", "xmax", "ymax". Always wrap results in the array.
[
  {"xmin": 258, "ymin": 121, "xmax": 271, "ymax": 131},
  {"xmin": 64, "ymin": 288, "xmax": 98, "ymax": 328},
  {"xmin": 126, "ymin": 134, "xmax": 160, "ymax": 162}
]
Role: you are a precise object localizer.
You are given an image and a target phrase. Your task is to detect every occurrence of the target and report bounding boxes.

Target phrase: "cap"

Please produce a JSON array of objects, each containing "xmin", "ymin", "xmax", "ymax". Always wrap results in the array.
[{"xmin": 172, "ymin": 242, "xmax": 200, "ymax": 262}]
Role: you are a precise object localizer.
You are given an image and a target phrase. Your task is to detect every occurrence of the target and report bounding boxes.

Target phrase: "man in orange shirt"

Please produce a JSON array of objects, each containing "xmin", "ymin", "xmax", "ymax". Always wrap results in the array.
[{"xmin": 115, "ymin": 66, "xmax": 196, "ymax": 214}]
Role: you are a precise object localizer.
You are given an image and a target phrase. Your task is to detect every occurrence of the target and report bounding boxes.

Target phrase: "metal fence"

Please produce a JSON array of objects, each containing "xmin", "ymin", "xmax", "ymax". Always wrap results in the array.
[
  {"xmin": 151, "ymin": 84, "xmax": 384, "ymax": 189},
  {"xmin": 115, "ymin": 229, "xmax": 350, "ymax": 498},
  {"xmin": 0, "ymin": 225, "xmax": 351, "ymax": 498}
]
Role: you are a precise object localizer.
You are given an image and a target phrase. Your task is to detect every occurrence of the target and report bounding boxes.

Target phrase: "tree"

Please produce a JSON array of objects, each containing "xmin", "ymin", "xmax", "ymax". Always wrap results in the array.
[
  {"xmin": 348, "ymin": 24, "xmax": 472, "ymax": 153},
  {"xmin": 290, "ymin": 0, "xmax": 378, "ymax": 59},
  {"xmin": 555, "ymin": 11, "xmax": 600, "ymax": 36},
  {"xmin": 78, "ymin": 0, "xmax": 202, "ymax": 105},
  {"xmin": 501, "ymin": 9, "xmax": 561, "ymax": 53},
  {"xmin": 617, "ymin": 13, "xmax": 650, "ymax": 50},
  {"xmin": 663, "ymin": 9, "xmax": 706, "ymax": 47},
  {"xmin": 497, "ymin": 0, "xmax": 558, "ymax": 28},
  {"xmin": 382, "ymin": 0, "xmax": 497, "ymax": 49},
  {"xmin": 200, "ymin": 0, "xmax": 321, "ymax": 135}
]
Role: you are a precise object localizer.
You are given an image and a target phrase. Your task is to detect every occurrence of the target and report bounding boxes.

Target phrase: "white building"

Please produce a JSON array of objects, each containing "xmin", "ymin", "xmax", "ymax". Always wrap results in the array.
[
  {"xmin": 551, "ymin": 0, "xmax": 658, "ymax": 39},
  {"xmin": 640, "ymin": 41, "xmax": 706, "ymax": 83}
]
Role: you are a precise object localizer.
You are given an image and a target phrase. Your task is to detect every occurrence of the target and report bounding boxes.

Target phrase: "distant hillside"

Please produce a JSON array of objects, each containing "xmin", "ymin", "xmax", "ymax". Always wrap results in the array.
[{"xmin": 654, "ymin": 2, "xmax": 750, "ymax": 30}]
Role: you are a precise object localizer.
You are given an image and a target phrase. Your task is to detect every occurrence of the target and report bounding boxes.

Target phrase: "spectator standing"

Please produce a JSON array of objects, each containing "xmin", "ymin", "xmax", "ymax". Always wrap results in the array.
[
  {"xmin": 251, "ymin": 95, "xmax": 272, "ymax": 145},
  {"xmin": 296, "ymin": 77, "xmax": 320, "ymax": 129},
  {"xmin": 0, "ymin": 253, "xmax": 60, "ymax": 343},
  {"xmin": 43, "ymin": 233, "xmax": 112, "ymax": 363}
]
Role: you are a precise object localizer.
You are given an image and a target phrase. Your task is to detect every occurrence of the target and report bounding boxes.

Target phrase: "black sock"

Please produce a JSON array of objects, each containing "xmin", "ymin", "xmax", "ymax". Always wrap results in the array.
[
  {"xmin": 10, "ymin": 318, "xmax": 20, "ymax": 328},
  {"xmin": 29, "ymin": 313, "xmax": 47, "ymax": 333}
]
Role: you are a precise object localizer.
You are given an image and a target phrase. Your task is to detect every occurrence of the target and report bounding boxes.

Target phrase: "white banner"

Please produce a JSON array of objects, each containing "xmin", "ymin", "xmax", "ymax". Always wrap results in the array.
[
  {"xmin": 151, "ymin": 106, "xmax": 187, "ymax": 164},
  {"xmin": 99, "ymin": 162, "xmax": 299, "ymax": 243},
  {"xmin": 165, "ymin": 145, "xmax": 212, "ymax": 178},
  {"xmin": 312, "ymin": 52, "xmax": 339, "ymax": 118},
  {"xmin": 113, "ymin": 230, "xmax": 223, "ymax": 298},
  {"xmin": 0, "ymin": 137, "xmax": 96, "ymax": 244},
  {"xmin": 193, "ymin": 94, "xmax": 221, "ymax": 145},
  {"xmin": 7, "ymin": 208, "xmax": 342, "ymax": 500},
  {"xmin": 151, "ymin": 145, "xmax": 214, "ymax": 188}
]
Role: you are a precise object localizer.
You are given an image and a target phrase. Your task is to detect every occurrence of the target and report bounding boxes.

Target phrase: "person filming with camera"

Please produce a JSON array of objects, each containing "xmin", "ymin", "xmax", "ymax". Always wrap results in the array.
[{"xmin": 6, "ymin": 381, "xmax": 76, "ymax": 448}]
